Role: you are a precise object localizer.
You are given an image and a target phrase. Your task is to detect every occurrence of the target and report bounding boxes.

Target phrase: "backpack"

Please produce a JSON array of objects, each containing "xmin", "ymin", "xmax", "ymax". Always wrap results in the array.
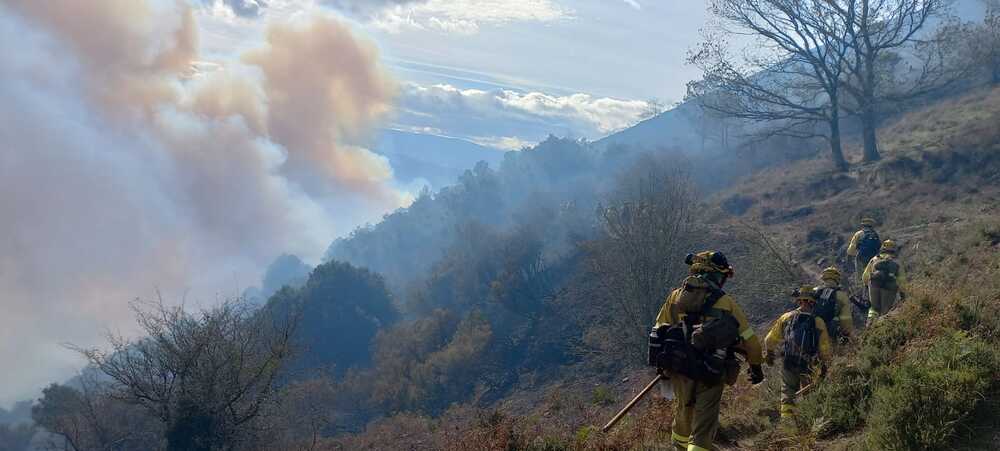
[
  {"xmin": 871, "ymin": 258, "xmax": 900, "ymax": 290},
  {"xmin": 651, "ymin": 288, "xmax": 741, "ymax": 383},
  {"xmin": 814, "ymin": 287, "xmax": 840, "ymax": 338},
  {"xmin": 782, "ymin": 312, "xmax": 820, "ymax": 372},
  {"xmin": 857, "ymin": 229, "xmax": 881, "ymax": 262},
  {"xmin": 675, "ymin": 275, "xmax": 715, "ymax": 313}
]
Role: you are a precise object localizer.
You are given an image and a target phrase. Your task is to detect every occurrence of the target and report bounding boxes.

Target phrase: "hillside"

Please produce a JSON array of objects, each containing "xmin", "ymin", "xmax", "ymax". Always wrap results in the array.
[
  {"xmin": 596, "ymin": 102, "xmax": 703, "ymax": 153},
  {"xmin": 19, "ymin": 82, "xmax": 1000, "ymax": 451},
  {"xmin": 325, "ymin": 86, "xmax": 1000, "ymax": 450}
]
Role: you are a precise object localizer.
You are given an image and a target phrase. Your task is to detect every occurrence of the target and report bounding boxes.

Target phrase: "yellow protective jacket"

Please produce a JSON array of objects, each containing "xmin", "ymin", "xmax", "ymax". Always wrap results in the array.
[
  {"xmin": 814, "ymin": 282, "xmax": 854, "ymax": 337},
  {"xmin": 862, "ymin": 253, "xmax": 906, "ymax": 289},
  {"xmin": 764, "ymin": 310, "xmax": 832, "ymax": 363},
  {"xmin": 846, "ymin": 228, "xmax": 872, "ymax": 257},
  {"xmin": 654, "ymin": 289, "xmax": 765, "ymax": 365}
]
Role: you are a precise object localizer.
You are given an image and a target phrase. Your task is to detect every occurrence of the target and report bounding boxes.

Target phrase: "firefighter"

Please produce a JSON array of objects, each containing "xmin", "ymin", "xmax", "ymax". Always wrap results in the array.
[
  {"xmin": 764, "ymin": 286, "xmax": 833, "ymax": 422},
  {"xmin": 653, "ymin": 251, "xmax": 765, "ymax": 451},
  {"xmin": 863, "ymin": 239, "xmax": 906, "ymax": 325},
  {"xmin": 812, "ymin": 267, "xmax": 854, "ymax": 343},
  {"xmin": 847, "ymin": 218, "xmax": 881, "ymax": 284}
]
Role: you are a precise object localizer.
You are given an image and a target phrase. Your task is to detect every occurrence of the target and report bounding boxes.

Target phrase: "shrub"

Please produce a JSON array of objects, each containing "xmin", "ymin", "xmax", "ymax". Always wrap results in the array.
[
  {"xmin": 864, "ymin": 332, "xmax": 1000, "ymax": 450},
  {"xmin": 856, "ymin": 309, "xmax": 917, "ymax": 370},
  {"xmin": 797, "ymin": 363, "xmax": 873, "ymax": 435},
  {"xmin": 591, "ymin": 386, "xmax": 614, "ymax": 406}
]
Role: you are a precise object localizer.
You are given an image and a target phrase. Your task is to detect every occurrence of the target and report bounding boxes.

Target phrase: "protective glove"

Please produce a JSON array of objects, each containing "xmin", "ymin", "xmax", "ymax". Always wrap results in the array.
[{"xmin": 748, "ymin": 364, "xmax": 765, "ymax": 385}]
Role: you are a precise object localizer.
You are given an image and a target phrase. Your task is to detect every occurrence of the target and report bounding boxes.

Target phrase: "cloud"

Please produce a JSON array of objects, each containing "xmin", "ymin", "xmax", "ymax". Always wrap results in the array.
[
  {"xmin": 623, "ymin": 0, "xmax": 641, "ymax": 10},
  {"xmin": 0, "ymin": 0, "xmax": 403, "ymax": 406},
  {"xmin": 200, "ymin": 0, "xmax": 269, "ymax": 18},
  {"xmin": 193, "ymin": 0, "xmax": 570, "ymax": 34},
  {"xmin": 394, "ymin": 83, "xmax": 651, "ymax": 145},
  {"xmin": 368, "ymin": 0, "xmax": 571, "ymax": 34},
  {"xmin": 322, "ymin": 0, "xmax": 422, "ymax": 16},
  {"xmin": 469, "ymin": 136, "xmax": 534, "ymax": 151}
]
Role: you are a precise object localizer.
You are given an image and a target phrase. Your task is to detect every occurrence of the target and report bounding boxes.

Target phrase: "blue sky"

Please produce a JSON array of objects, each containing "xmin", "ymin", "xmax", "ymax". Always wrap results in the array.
[{"xmin": 196, "ymin": 0, "xmax": 712, "ymax": 147}]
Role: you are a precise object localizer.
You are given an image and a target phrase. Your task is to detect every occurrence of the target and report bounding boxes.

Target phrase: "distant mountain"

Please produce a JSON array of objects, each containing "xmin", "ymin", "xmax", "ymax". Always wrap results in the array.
[
  {"xmin": 596, "ymin": 101, "xmax": 703, "ymax": 152},
  {"xmin": 373, "ymin": 129, "xmax": 506, "ymax": 190}
]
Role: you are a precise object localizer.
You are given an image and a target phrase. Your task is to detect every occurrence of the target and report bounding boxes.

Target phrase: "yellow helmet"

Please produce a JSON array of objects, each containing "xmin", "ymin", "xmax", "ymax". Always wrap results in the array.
[
  {"xmin": 861, "ymin": 218, "xmax": 876, "ymax": 227},
  {"xmin": 880, "ymin": 239, "xmax": 898, "ymax": 254},
  {"xmin": 685, "ymin": 251, "xmax": 734, "ymax": 277},
  {"xmin": 820, "ymin": 266, "xmax": 841, "ymax": 282},
  {"xmin": 793, "ymin": 285, "xmax": 817, "ymax": 304}
]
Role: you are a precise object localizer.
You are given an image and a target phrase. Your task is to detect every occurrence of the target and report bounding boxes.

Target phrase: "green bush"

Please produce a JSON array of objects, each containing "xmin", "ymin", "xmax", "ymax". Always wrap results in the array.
[
  {"xmin": 798, "ymin": 313, "xmax": 916, "ymax": 434},
  {"xmin": 574, "ymin": 425, "xmax": 595, "ymax": 445},
  {"xmin": 857, "ymin": 313, "xmax": 915, "ymax": 370},
  {"xmin": 591, "ymin": 386, "xmax": 614, "ymax": 406},
  {"xmin": 865, "ymin": 332, "xmax": 999, "ymax": 450},
  {"xmin": 797, "ymin": 363, "xmax": 873, "ymax": 434}
]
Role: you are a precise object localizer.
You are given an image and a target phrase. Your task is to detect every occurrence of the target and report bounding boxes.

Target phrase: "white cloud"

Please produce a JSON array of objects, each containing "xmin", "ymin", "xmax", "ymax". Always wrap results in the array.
[
  {"xmin": 396, "ymin": 83, "xmax": 651, "ymax": 143},
  {"xmin": 470, "ymin": 135, "xmax": 534, "ymax": 151},
  {"xmin": 623, "ymin": 0, "xmax": 641, "ymax": 10},
  {"xmin": 197, "ymin": 0, "xmax": 269, "ymax": 18},
  {"xmin": 371, "ymin": 0, "xmax": 571, "ymax": 34},
  {"xmin": 497, "ymin": 90, "xmax": 650, "ymax": 133}
]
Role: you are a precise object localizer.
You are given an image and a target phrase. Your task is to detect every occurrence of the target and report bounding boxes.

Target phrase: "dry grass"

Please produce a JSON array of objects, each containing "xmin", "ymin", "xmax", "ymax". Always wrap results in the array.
[{"xmin": 879, "ymin": 86, "xmax": 1000, "ymax": 157}]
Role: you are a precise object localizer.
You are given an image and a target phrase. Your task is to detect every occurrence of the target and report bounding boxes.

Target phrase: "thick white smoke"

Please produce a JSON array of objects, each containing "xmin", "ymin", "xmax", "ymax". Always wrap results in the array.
[{"xmin": 0, "ymin": 0, "xmax": 404, "ymax": 406}]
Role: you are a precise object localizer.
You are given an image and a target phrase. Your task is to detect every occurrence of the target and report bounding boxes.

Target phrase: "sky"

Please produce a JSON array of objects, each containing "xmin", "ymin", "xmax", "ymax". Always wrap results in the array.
[
  {"xmin": 0, "ymin": 0, "xmax": 713, "ymax": 408},
  {"xmin": 194, "ymin": 0, "xmax": 712, "ymax": 148}
]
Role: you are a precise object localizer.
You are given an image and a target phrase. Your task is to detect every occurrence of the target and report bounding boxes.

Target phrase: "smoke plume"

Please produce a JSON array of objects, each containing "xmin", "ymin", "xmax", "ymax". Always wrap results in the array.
[{"xmin": 0, "ymin": 0, "xmax": 403, "ymax": 406}]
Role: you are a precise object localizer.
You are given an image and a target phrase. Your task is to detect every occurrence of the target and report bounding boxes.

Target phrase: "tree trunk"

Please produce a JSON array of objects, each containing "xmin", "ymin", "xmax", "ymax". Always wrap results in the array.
[
  {"xmin": 829, "ymin": 110, "xmax": 848, "ymax": 172},
  {"xmin": 860, "ymin": 56, "xmax": 881, "ymax": 162},
  {"xmin": 860, "ymin": 105, "xmax": 880, "ymax": 161}
]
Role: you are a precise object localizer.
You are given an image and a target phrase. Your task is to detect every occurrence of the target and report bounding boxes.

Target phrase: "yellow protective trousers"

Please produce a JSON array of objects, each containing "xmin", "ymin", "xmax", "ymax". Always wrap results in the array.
[
  {"xmin": 780, "ymin": 363, "xmax": 815, "ymax": 420},
  {"xmin": 868, "ymin": 284, "xmax": 898, "ymax": 320},
  {"xmin": 671, "ymin": 374, "xmax": 723, "ymax": 451},
  {"xmin": 854, "ymin": 256, "xmax": 870, "ymax": 285}
]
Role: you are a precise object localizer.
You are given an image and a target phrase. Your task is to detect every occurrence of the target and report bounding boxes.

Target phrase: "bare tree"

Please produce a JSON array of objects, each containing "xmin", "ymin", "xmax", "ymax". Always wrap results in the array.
[
  {"xmin": 831, "ymin": 0, "xmax": 949, "ymax": 161},
  {"xmin": 73, "ymin": 297, "xmax": 297, "ymax": 451},
  {"xmin": 689, "ymin": 0, "xmax": 855, "ymax": 171},
  {"xmin": 575, "ymin": 155, "xmax": 699, "ymax": 364}
]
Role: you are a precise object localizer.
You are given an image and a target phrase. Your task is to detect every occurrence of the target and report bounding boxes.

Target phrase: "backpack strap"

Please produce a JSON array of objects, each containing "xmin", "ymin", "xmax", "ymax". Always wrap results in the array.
[{"xmin": 701, "ymin": 288, "xmax": 728, "ymax": 318}]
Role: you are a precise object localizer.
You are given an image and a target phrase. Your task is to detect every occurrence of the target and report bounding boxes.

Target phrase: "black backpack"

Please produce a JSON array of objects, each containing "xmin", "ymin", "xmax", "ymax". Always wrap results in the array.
[
  {"xmin": 813, "ymin": 287, "xmax": 840, "ymax": 338},
  {"xmin": 857, "ymin": 229, "xmax": 881, "ymax": 262},
  {"xmin": 782, "ymin": 312, "xmax": 820, "ymax": 372},
  {"xmin": 871, "ymin": 258, "xmax": 900, "ymax": 290},
  {"xmin": 649, "ymin": 290, "xmax": 741, "ymax": 383}
]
